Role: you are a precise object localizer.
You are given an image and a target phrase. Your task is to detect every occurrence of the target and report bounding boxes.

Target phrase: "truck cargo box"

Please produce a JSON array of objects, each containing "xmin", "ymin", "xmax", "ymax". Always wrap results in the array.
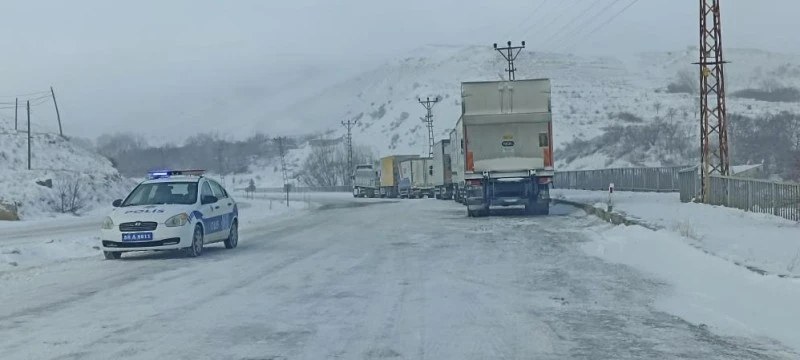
[{"xmin": 460, "ymin": 79, "xmax": 553, "ymax": 179}]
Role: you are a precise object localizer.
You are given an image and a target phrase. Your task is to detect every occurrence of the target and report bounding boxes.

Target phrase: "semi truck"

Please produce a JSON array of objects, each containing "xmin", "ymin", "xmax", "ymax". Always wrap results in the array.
[
  {"xmin": 379, "ymin": 155, "xmax": 419, "ymax": 198},
  {"xmin": 450, "ymin": 123, "xmax": 465, "ymax": 203},
  {"xmin": 456, "ymin": 78, "xmax": 554, "ymax": 217},
  {"xmin": 352, "ymin": 164, "xmax": 380, "ymax": 198},
  {"xmin": 431, "ymin": 140, "xmax": 454, "ymax": 200},
  {"xmin": 398, "ymin": 157, "xmax": 434, "ymax": 198}
]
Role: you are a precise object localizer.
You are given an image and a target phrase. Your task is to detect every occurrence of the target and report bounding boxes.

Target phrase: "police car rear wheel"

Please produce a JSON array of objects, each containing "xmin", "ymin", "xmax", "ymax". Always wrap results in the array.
[
  {"xmin": 187, "ymin": 225, "xmax": 204, "ymax": 257},
  {"xmin": 224, "ymin": 221, "xmax": 238, "ymax": 249},
  {"xmin": 103, "ymin": 251, "xmax": 121, "ymax": 260}
]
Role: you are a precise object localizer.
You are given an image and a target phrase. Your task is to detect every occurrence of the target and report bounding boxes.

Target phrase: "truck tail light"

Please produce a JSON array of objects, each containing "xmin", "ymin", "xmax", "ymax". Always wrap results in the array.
[
  {"xmin": 543, "ymin": 148, "xmax": 552, "ymax": 168},
  {"xmin": 467, "ymin": 179, "xmax": 481, "ymax": 186},
  {"xmin": 538, "ymin": 177, "xmax": 552, "ymax": 185},
  {"xmin": 466, "ymin": 151, "xmax": 474, "ymax": 172}
]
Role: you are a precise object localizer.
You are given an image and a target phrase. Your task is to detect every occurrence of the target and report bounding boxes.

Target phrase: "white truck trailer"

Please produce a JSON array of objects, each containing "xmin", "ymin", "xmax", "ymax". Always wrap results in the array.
[
  {"xmin": 457, "ymin": 78, "xmax": 554, "ymax": 217},
  {"xmin": 431, "ymin": 139, "xmax": 454, "ymax": 200},
  {"xmin": 398, "ymin": 157, "xmax": 434, "ymax": 199},
  {"xmin": 352, "ymin": 164, "xmax": 380, "ymax": 198},
  {"xmin": 450, "ymin": 121, "xmax": 465, "ymax": 203}
]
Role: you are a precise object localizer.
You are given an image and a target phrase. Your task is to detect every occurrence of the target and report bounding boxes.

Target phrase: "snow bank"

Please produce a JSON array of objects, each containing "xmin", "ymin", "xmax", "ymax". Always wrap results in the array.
[
  {"xmin": 583, "ymin": 224, "xmax": 800, "ymax": 352},
  {"xmin": 0, "ymin": 197, "xmax": 310, "ymax": 272},
  {"xmin": 554, "ymin": 189, "xmax": 800, "ymax": 277},
  {"xmin": 0, "ymin": 129, "xmax": 136, "ymax": 220}
]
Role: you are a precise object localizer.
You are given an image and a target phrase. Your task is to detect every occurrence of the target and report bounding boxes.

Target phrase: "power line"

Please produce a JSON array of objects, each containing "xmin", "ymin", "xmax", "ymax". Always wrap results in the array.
[
  {"xmin": 556, "ymin": 0, "xmax": 640, "ymax": 53},
  {"xmin": 548, "ymin": 0, "xmax": 626, "ymax": 53},
  {"xmin": 536, "ymin": 0, "xmax": 607, "ymax": 51},
  {"xmin": 503, "ymin": 0, "xmax": 551, "ymax": 40},
  {"xmin": 0, "ymin": 90, "xmax": 50, "ymax": 99},
  {"xmin": 520, "ymin": 0, "xmax": 582, "ymax": 43}
]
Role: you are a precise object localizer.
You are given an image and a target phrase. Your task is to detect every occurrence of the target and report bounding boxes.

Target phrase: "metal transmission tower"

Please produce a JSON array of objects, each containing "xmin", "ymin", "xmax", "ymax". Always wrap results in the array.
[
  {"xmin": 697, "ymin": 0, "xmax": 730, "ymax": 202},
  {"xmin": 418, "ymin": 97, "xmax": 440, "ymax": 157},
  {"xmin": 493, "ymin": 41, "xmax": 526, "ymax": 81},
  {"xmin": 341, "ymin": 118, "xmax": 358, "ymax": 183},
  {"xmin": 274, "ymin": 136, "xmax": 290, "ymax": 206}
]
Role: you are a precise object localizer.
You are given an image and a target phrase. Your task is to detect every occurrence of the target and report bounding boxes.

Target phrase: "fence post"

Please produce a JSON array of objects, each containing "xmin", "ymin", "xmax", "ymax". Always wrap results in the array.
[
  {"xmin": 771, "ymin": 183, "xmax": 777, "ymax": 216},
  {"xmin": 725, "ymin": 177, "xmax": 731, "ymax": 208},
  {"xmin": 656, "ymin": 169, "xmax": 660, "ymax": 192},
  {"xmin": 746, "ymin": 180, "xmax": 752, "ymax": 212}
]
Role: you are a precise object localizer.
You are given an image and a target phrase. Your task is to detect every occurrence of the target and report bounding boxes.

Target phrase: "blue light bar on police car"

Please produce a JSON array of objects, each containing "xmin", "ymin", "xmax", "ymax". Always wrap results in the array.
[{"xmin": 147, "ymin": 169, "xmax": 206, "ymax": 179}]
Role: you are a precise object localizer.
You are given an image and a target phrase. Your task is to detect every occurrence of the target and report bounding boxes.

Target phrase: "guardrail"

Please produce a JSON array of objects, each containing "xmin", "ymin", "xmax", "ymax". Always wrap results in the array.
[
  {"xmin": 679, "ymin": 166, "xmax": 800, "ymax": 221},
  {"xmin": 554, "ymin": 165, "xmax": 690, "ymax": 192},
  {"xmin": 557, "ymin": 165, "xmax": 799, "ymax": 222},
  {"xmin": 248, "ymin": 185, "xmax": 352, "ymax": 193}
]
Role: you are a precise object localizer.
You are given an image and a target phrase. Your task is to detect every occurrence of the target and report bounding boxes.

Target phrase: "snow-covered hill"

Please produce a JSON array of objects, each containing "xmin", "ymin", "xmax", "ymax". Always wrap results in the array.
[
  {"xmin": 0, "ymin": 119, "xmax": 135, "ymax": 220},
  {"xmin": 262, "ymin": 45, "xmax": 800, "ymax": 172}
]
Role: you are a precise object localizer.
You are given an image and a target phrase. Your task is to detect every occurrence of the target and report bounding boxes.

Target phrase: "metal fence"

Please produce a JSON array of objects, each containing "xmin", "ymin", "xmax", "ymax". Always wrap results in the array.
[
  {"xmin": 677, "ymin": 166, "xmax": 800, "ymax": 222},
  {"xmin": 554, "ymin": 165, "xmax": 690, "ymax": 192},
  {"xmin": 678, "ymin": 166, "xmax": 700, "ymax": 202},
  {"xmin": 252, "ymin": 185, "xmax": 351, "ymax": 193}
]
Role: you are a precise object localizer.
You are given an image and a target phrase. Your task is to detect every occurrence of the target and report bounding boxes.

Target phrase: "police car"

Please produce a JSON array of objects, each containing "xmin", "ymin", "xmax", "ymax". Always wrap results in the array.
[{"xmin": 100, "ymin": 169, "xmax": 239, "ymax": 259}]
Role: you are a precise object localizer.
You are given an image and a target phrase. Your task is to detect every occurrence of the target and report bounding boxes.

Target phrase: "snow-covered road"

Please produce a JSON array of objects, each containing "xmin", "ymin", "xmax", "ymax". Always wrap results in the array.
[{"xmin": 0, "ymin": 197, "xmax": 795, "ymax": 359}]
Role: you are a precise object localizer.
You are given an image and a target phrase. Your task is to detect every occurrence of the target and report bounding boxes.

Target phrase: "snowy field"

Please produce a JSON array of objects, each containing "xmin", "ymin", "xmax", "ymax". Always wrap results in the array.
[
  {"xmin": 0, "ymin": 197, "xmax": 310, "ymax": 272},
  {"xmin": 553, "ymin": 189, "xmax": 800, "ymax": 277},
  {"xmin": 0, "ymin": 196, "xmax": 797, "ymax": 359}
]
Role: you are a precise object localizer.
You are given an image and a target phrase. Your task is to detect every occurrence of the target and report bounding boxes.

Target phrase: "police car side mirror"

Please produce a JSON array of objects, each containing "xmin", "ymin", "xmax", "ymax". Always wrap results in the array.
[
  {"xmin": 201, "ymin": 195, "xmax": 218, "ymax": 205},
  {"xmin": 112, "ymin": 199, "xmax": 122, "ymax": 207}
]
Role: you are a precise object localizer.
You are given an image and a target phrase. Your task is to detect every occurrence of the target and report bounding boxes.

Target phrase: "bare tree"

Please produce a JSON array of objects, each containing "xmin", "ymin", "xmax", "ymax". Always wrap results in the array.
[
  {"xmin": 298, "ymin": 142, "xmax": 375, "ymax": 187},
  {"xmin": 52, "ymin": 175, "xmax": 86, "ymax": 214},
  {"xmin": 666, "ymin": 108, "xmax": 678, "ymax": 122},
  {"xmin": 653, "ymin": 102, "xmax": 663, "ymax": 116}
]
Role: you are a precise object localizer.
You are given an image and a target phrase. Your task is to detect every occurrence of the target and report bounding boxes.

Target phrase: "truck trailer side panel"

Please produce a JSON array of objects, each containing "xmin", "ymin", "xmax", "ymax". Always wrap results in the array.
[{"xmin": 379, "ymin": 155, "xmax": 419, "ymax": 198}]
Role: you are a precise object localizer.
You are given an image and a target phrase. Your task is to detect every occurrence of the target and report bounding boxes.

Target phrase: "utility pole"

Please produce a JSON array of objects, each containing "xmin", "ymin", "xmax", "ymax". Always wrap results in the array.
[
  {"xmin": 418, "ymin": 97, "xmax": 440, "ymax": 157},
  {"xmin": 27, "ymin": 101, "xmax": 31, "ymax": 170},
  {"xmin": 14, "ymin": 97, "xmax": 18, "ymax": 131},
  {"xmin": 493, "ymin": 41, "xmax": 526, "ymax": 81},
  {"xmin": 696, "ymin": 0, "xmax": 730, "ymax": 202},
  {"xmin": 341, "ymin": 118, "xmax": 357, "ymax": 185},
  {"xmin": 50, "ymin": 86, "xmax": 63, "ymax": 137},
  {"xmin": 274, "ymin": 136, "xmax": 290, "ymax": 206}
]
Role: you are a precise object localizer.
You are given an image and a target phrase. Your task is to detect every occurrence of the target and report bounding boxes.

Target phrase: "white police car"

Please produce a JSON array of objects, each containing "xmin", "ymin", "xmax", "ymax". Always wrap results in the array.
[{"xmin": 100, "ymin": 169, "xmax": 239, "ymax": 259}]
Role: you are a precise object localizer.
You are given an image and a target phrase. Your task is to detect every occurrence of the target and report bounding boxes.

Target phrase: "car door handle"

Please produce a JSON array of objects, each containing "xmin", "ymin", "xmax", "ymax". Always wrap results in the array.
[
  {"xmin": 227, "ymin": 203, "xmax": 232, "ymax": 206},
  {"xmin": 214, "ymin": 205, "xmax": 221, "ymax": 209}
]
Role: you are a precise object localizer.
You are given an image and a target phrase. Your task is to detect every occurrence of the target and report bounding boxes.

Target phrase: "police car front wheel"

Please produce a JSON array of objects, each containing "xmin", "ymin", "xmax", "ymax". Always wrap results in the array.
[
  {"xmin": 186, "ymin": 225, "xmax": 204, "ymax": 257},
  {"xmin": 224, "ymin": 220, "xmax": 239, "ymax": 249}
]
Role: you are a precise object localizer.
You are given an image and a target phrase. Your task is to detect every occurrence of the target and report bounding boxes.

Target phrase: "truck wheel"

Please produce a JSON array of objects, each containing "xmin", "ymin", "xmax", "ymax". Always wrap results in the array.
[
  {"xmin": 103, "ymin": 251, "xmax": 122, "ymax": 260},
  {"xmin": 540, "ymin": 204, "xmax": 550, "ymax": 215}
]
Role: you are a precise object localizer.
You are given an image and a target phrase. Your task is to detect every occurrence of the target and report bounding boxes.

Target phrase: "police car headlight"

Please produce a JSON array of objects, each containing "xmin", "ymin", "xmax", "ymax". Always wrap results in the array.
[
  {"xmin": 165, "ymin": 213, "xmax": 189, "ymax": 227},
  {"xmin": 101, "ymin": 216, "xmax": 114, "ymax": 230}
]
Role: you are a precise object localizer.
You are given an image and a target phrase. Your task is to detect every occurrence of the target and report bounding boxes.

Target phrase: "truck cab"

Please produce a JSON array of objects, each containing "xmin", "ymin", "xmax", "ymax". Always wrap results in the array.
[{"xmin": 352, "ymin": 164, "xmax": 380, "ymax": 198}]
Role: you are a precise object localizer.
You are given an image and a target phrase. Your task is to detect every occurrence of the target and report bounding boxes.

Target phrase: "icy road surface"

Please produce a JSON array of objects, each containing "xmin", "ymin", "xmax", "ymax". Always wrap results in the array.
[{"xmin": 0, "ymin": 197, "xmax": 794, "ymax": 360}]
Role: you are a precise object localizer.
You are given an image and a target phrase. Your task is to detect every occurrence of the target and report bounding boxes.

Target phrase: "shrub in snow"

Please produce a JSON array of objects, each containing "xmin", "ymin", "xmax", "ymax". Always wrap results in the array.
[
  {"xmin": 665, "ymin": 70, "xmax": 696, "ymax": 95},
  {"xmin": 731, "ymin": 87, "xmax": 800, "ymax": 103},
  {"xmin": 51, "ymin": 175, "xmax": 86, "ymax": 214}
]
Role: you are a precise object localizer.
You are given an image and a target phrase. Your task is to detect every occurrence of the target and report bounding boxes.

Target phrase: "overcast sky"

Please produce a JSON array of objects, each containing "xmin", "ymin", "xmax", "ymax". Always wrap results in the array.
[{"xmin": 0, "ymin": 0, "xmax": 797, "ymax": 141}]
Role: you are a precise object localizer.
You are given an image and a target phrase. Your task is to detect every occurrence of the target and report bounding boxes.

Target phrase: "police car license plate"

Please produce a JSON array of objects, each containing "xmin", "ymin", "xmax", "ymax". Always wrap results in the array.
[{"xmin": 122, "ymin": 232, "xmax": 153, "ymax": 242}]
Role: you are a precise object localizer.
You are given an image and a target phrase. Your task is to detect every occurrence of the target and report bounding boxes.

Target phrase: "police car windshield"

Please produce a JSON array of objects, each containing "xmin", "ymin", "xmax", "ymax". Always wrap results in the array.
[{"xmin": 122, "ymin": 182, "xmax": 198, "ymax": 206}]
